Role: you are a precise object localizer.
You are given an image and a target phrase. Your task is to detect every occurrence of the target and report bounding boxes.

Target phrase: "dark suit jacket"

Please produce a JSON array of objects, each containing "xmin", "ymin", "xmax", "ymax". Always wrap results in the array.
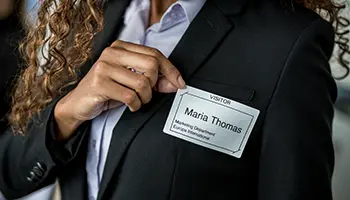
[{"xmin": 0, "ymin": 0, "xmax": 337, "ymax": 199}]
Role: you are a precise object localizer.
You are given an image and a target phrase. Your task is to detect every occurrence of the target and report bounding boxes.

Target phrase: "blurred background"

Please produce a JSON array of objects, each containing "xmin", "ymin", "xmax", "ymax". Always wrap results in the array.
[
  {"xmin": 0, "ymin": 0, "xmax": 349, "ymax": 199},
  {"xmin": 331, "ymin": 1, "xmax": 350, "ymax": 199}
]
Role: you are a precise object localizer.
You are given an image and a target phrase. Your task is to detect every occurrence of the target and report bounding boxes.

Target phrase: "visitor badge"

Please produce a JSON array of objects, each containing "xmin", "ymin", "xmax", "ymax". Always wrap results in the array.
[{"xmin": 163, "ymin": 86, "xmax": 259, "ymax": 158}]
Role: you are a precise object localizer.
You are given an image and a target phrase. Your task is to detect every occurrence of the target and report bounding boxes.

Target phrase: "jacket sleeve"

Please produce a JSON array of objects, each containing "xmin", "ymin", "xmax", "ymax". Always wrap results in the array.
[
  {"xmin": 0, "ymin": 99, "xmax": 89, "ymax": 199},
  {"xmin": 258, "ymin": 19, "xmax": 337, "ymax": 200}
]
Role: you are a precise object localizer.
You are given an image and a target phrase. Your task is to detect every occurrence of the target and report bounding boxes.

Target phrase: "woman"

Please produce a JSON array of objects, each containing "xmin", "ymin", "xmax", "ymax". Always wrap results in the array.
[{"xmin": 0, "ymin": 0, "xmax": 349, "ymax": 199}]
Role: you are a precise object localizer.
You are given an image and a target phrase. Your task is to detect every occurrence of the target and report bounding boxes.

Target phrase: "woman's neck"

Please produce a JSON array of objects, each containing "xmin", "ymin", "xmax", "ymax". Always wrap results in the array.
[{"xmin": 149, "ymin": 0, "xmax": 177, "ymax": 26}]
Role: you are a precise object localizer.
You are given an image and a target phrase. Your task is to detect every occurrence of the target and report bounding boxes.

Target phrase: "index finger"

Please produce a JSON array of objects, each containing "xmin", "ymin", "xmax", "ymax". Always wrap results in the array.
[{"xmin": 111, "ymin": 40, "xmax": 186, "ymax": 89}]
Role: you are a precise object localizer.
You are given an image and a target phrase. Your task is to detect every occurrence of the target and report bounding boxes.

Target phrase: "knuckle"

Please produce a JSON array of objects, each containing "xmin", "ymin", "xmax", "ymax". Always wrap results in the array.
[
  {"xmin": 136, "ymin": 76, "xmax": 150, "ymax": 91},
  {"xmin": 111, "ymin": 40, "xmax": 122, "ymax": 47},
  {"xmin": 148, "ymin": 48, "xmax": 162, "ymax": 58},
  {"xmin": 103, "ymin": 47, "xmax": 124, "ymax": 57},
  {"xmin": 102, "ymin": 47, "xmax": 113, "ymax": 56},
  {"xmin": 113, "ymin": 47, "xmax": 125, "ymax": 57},
  {"xmin": 123, "ymin": 91, "xmax": 137, "ymax": 105},
  {"xmin": 165, "ymin": 66, "xmax": 180, "ymax": 76},
  {"xmin": 146, "ymin": 56, "xmax": 159, "ymax": 70},
  {"xmin": 93, "ymin": 61, "xmax": 107, "ymax": 75}
]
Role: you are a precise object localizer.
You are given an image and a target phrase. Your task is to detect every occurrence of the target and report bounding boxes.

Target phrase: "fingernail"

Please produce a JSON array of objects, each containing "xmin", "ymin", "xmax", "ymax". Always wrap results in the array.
[{"xmin": 177, "ymin": 76, "xmax": 186, "ymax": 88}]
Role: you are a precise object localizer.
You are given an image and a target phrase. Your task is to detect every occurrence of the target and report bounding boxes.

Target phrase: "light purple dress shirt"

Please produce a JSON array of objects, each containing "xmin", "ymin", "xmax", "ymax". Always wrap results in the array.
[{"xmin": 86, "ymin": 0, "xmax": 206, "ymax": 199}]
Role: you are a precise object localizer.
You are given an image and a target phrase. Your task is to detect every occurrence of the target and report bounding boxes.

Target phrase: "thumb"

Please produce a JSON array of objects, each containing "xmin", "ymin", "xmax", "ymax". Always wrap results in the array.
[{"xmin": 156, "ymin": 76, "xmax": 178, "ymax": 93}]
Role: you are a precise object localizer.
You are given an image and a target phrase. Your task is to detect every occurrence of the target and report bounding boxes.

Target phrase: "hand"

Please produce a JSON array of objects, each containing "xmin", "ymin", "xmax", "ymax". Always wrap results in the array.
[{"xmin": 54, "ymin": 40, "xmax": 185, "ymax": 140}]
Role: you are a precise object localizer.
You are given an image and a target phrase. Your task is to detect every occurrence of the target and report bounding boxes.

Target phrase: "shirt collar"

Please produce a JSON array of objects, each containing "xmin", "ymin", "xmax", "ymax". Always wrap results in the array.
[
  {"xmin": 123, "ymin": 0, "xmax": 150, "ymax": 25},
  {"xmin": 177, "ymin": 0, "xmax": 206, "ymax": 23},
  {"xmin": 123, "ymin": 0, "xmax": 206, "ymax": 25}
]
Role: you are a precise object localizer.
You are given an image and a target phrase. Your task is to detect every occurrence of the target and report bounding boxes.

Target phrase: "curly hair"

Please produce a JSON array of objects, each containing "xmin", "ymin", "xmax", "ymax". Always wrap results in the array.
[
  {"xmin": 9, "ymin": 0, "xmax": 103, "ymax": 133},
  {"xmin": 8, "ymin": 0, "xmax": 350, "ymax": 134}
]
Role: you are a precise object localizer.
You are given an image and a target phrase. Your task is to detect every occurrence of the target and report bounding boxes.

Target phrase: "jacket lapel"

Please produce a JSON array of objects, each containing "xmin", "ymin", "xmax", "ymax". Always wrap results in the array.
[
  {"xmin": 97, "ymin": 0, "xmax": 243, "ymax": 199},
  {"xmin": 167, "ymin": 1, "xmax": 234, "ymax": 80}
]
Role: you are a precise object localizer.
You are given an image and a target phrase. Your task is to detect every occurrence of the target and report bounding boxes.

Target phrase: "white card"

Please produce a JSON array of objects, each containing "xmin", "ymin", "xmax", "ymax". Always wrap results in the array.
[{"xmin": 163, "ymin": 86, "xmax": 260, "ymax": 158}]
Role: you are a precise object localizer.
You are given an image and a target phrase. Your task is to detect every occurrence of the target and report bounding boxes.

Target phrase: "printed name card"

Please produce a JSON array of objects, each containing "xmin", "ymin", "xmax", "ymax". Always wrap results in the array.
[{"xmin": 163, "ymin": 86, "xmax": 259, "ymax": 158}]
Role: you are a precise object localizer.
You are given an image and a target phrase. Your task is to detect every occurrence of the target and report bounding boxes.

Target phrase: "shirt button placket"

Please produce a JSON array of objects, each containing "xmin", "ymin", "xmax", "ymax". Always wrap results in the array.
[{"xmin": 92, "ymin": 140, "xmax": 97, "ymax": 149}]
